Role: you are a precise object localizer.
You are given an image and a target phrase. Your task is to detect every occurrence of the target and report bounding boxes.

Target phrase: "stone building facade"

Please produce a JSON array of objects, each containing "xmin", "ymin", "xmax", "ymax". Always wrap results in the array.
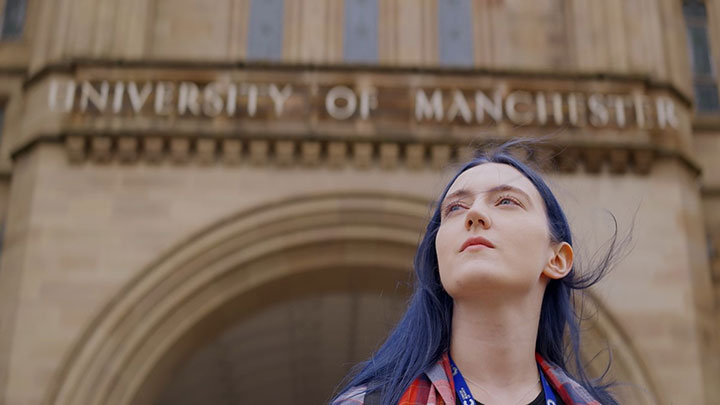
[{"xmin": 0, "ymin": 0, "xmax": 718, "ymax": 404}]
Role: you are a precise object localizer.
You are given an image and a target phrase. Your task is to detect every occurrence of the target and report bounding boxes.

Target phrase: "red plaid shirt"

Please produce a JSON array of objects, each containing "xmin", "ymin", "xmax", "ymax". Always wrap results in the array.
[{"xmin": 334, "ymin": 352, "xmax": 601, "ymax": 405}]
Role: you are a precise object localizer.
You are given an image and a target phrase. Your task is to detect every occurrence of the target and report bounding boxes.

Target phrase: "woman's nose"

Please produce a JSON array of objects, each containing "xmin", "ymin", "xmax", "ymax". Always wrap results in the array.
[{"xmin": 465, "ymin": 204, "xmax": 491, "ymax": 230}]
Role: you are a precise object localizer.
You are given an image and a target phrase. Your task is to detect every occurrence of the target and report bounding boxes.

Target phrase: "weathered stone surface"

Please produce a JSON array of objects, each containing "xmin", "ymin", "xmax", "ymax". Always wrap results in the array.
[{"xmin": 0, "ymin": 1, "xmax": 718, "ymax": 405}]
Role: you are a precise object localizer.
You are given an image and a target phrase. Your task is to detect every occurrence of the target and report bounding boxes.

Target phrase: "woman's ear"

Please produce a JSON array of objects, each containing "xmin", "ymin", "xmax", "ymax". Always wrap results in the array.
[{"xmin": 542, "ymin": 241, "xmax": 574, "ymax": 280}]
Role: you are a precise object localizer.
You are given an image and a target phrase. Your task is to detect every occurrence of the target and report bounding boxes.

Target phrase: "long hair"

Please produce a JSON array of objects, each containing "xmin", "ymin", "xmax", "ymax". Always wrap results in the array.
[{"xmin": 331, "ymin": 137, "xmax": 630, "ymax": 405}]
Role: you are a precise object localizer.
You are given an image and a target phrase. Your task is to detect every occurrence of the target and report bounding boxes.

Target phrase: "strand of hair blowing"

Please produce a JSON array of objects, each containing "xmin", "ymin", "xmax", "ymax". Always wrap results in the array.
[{"xmin": 330, "ymin": 137, "xmax": 629, "ymax": 405}]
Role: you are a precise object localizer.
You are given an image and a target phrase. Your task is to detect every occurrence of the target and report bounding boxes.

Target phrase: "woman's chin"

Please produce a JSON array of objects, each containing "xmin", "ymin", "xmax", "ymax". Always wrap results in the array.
[{"xmin": 442, "ymin": 270, "xmax": 532, "ymax": 299}]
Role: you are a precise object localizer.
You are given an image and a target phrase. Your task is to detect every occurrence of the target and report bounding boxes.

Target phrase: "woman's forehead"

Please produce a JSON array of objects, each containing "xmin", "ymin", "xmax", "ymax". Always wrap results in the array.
[{"xmin": 447, "ymin": 163, "xmax": 539, "ymax": 199}]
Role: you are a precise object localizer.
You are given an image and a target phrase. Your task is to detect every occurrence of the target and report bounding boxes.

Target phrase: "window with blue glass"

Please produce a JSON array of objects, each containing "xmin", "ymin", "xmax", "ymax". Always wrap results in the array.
[
  {"xmin": 683, "ymin": 0, "xmax": 720, "ymax": 113},
  {"xmin": 343, "ymin": 0, "xmax": 378, "ymax": 63},
  {"xmin": 247, "ymin": 0, "xmax": 285, "ymax": 61},
  {"xmin": 438, "ymin": 0, "xmax": 474, "ymax": 66},
  {"xmin": 1, "ymin": 0, "xmax": 26, "ymax": 40}
]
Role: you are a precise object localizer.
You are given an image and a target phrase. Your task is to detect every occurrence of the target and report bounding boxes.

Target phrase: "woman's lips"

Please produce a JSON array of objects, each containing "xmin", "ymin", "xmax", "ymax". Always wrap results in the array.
[
  {"xmin": 464, "ymin": 244, "xmax": 489, "ymax": 251},
  {"xmin": 460, "ymin": 236, "xmax": 495, "ymax": 252}
]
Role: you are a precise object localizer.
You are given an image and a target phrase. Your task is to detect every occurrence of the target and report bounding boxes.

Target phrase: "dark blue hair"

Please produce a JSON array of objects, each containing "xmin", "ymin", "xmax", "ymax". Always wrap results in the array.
[{"xmin": 331, "ymin": 137, "xmax": 627, "ymax": 405}]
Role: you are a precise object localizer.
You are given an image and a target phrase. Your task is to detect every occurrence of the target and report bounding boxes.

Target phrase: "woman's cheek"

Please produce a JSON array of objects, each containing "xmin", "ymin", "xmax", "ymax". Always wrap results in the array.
[{"xmin": 509, "ymin": 223, "xmax": 550, "ymax": 270}]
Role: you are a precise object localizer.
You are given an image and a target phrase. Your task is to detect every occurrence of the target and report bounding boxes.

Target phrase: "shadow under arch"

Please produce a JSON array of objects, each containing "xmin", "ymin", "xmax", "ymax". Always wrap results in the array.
[
  {"xmin": 45, "ymin": 191, "xmax": 661, "ymax": 405},
  {"xmin": 149, "ymin": 263, "xmax": 414, "ymax": 405}
]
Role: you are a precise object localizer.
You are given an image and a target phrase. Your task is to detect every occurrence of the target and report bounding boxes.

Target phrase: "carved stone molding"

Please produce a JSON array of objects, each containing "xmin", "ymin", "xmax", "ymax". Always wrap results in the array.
[
  {"xmin": 90, "ymin": 137, "xmax": 112, "ymax": 163},
  {"xmin": 327, "ymin": 142, "xmax": 347, "ymax": 168},
  {"xmin": 431, "ymin": 145, "xmax": 451, "ymax": 170},
  {"xmin": 169, "ymin": 138, "xmax": 191, "ymax": 164},
  {"xmin": 62, "ymin": 135, "xmax": 660, "ymax": 175},
  {"xmin": 353, "ymin": 142, "xmax": 373, "ymax": 169},
  {"xmin": 196, "ymin": 139, "xmax": 217, "ymax": 165},
  {"xmin": 117, "ymin": 137, "xmax": 139, "ymax": 163},
  {"xmin": 405, "ymin": 144, "xmax": 425, "ymax": 170},
  {"xmin": 221, "ymin": 139, "xmax": 242, "ymax": 165},
  {"xmin": 275, "ymin": 140, "xmax": 295, "ymax": 166},
  {"xmin": 379, "ymin": 143, "xmax": 399, "ymax": 170},
  {"xmin": 144, "ymin": 137, "xmax": 164, "ymax": 163},
  {"xmin": 301, "ymin": 141, "xmax": 321, "ymax": 167}
]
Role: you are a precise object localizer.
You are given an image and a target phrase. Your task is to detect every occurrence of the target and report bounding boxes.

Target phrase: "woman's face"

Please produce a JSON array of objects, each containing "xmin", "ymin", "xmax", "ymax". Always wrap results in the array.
[{"xmin": 436, "ymin": 163, "xmax": 560, "ymax": 300}]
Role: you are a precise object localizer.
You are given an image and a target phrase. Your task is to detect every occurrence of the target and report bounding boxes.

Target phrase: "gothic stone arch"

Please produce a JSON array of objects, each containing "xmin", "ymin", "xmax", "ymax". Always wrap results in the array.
[{"xmin": 45, "ymin": 192, "xmax": 660, "ymax": 404}]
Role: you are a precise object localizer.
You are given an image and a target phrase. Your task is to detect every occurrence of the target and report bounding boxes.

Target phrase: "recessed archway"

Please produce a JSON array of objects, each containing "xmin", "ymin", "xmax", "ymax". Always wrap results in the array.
[
  {"xmin": 46, "ymin": 192, "xmax": 429, "ymax": 405},
  {"xmin": 45, "ymin": 192, "xmax": 661, "ymax": 405},
  {"xmin": 151, "ymin": 265, "xmax": 412, "ymax": 404}
]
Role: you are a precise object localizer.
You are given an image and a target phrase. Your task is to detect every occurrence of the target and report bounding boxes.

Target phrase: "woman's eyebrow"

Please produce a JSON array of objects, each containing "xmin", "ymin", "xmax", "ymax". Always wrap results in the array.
[
  {"xmin": 441, "ymin": 184, "xmax": 532, "ymax": 209},
  {"xmin": 487, "ymin": 184, "xmax": 533, "ymax": 205},
  {"xmin": 441, "ymin": 188, "xmax": 473, "ymax": 210}
]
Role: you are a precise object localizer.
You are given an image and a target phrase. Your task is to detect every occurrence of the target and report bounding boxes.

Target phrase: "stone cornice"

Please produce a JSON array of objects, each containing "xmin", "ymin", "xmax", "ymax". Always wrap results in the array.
[
  {"xmin": 701, "ymin": 186, "xmax": 720, "ymax": 197},
  {"xmin": 12, "ymin": 132, "xmax": 695, "ymax": 176},
  {"xmin": 0, "ymin": 67, "xmax": 27, "ymax": 77},
  {"xmin": 692, "ymin": 115, "xmax": 720, "ymax": 132},
  {"xmin": 9, "ymin": 59, "xmax": 705, "ymax": 177}
]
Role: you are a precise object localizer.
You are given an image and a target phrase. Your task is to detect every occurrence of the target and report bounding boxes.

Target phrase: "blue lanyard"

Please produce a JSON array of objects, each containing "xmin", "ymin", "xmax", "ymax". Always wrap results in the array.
[{"xmin": 448, "ymin": 354, "xmax": 557, "ymax": 405}]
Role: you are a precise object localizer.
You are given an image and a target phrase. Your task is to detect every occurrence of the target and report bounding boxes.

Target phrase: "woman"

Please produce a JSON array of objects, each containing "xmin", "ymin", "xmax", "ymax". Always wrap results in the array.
[{"xmin": 331, "ymin": 138, "xmax": 624, "ymax": 405}]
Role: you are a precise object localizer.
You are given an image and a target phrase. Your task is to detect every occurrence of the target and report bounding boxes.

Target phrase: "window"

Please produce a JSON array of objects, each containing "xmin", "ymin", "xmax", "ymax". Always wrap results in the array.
[
  {"xmin": 438, "ymin": 0, "xmax": 473, "ymax": 66},
  {"xmin": 246, "ymin": 0, "xmax": 284, "ymax": 61},
  {"xmin": 343, "ymin": 0, "xmax": 378, "ymax": 63},
  {"xmin": 0, "ymin": 0, "xmax": 26, "ymax": 40},
  {"xmin": 683, "ymin": 0, "xmax": 720, "ymax": 113}
]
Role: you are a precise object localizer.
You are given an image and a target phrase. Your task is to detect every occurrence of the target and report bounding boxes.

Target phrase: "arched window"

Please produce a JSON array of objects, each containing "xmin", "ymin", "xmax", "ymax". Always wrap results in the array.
[{"xmin": 682, "ymin": 0, "xmax": 720, "ymax": 113}]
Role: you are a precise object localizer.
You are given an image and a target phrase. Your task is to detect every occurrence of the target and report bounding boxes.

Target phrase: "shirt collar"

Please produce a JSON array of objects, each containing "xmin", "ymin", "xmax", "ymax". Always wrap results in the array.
[{"xmin": 424, "ymin": 352, "xmax": 601, "ymax": 405}]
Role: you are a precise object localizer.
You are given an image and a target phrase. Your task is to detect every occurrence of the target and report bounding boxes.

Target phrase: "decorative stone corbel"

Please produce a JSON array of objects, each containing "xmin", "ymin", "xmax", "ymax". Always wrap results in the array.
[
  {"xmin": 117, "ymin": 137, "xmax": 139, "ymax": 163},
  {"xmin": 609, "ymin": 149, "xmax": 630, "ymax": 174},
  {"xmin": 327, "ymin": 142, "xmax": 347, "ymax": 168},
  {"xmin": 557, "ymin": 148, "xmax": 580, "ymax": 173},
  {"xmin": 143, "ymin": 137, "xmax": 165, "ymax": 163},
  {"xmin": 583, "ymin": 149, "xmax": 606, "ymax": 174},
  {"xmin": 632, "ymin": 149, "xmax": 654, "ymax": 175},
  {"xmin": 169, "ymin": 138, "xmax": 191, "ymax": 164},
  {"xmin": 379, "ymin": 143, "xmax": 399, "ymax": 170},
  {"xmin": 275, "ymin": 140, "xmax": 295, "ymax": 166},
  {"xmin": 431, "ymin": 145, "xmax": 451, "ymax": 170},
  {"xmin": 221, "ymin": 139, "xmax": 243, "ymax": 165},
  {"xmin": 90, "ymin": 137, "xmax": 112, "ymax": 163},
  {"xmin": 65, "ymin": 135, "xmax": 86, "ymax": 163},
  {"xmin": 248, "ymin": 140, "xmax": 269, "ymax": 165},
  {"xmin": 301, "ymin": 141, "xmax": 321, "ymax": 167},
  {"xmin": 405, "ymin": 144, "xmax": 425, "ymax": 170},
  {"xmin": 353, "ymin": 142, "xmax": 373, "ymax": 169},
  {"xmin": 528, "ymin": 146, "xmax": 556, "ymax": 173},
  {"xmin": 196, "ymin": 139, "xmax": 217, "ymax": 165}
]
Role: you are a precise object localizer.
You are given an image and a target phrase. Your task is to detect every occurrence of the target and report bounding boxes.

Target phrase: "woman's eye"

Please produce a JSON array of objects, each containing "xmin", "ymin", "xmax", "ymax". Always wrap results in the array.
[
  {"xmin": 445, "ymin": 202, "xmax": 463, "ymax": 214},
  {"xmin": 497, "ymin": 196, "xmax": 520, "ymax": 206}
]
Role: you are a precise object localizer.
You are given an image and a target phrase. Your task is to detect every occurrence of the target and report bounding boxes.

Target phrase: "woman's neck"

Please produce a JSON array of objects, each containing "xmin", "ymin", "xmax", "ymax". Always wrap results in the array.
[{"xmin": 449, "ymin": 293, "xmax": 543, "ymax": 404}]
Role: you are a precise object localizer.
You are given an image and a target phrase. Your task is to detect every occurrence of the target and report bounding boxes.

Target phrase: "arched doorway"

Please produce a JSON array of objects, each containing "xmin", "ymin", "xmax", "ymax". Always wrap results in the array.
[
  {"xmin": 46, "ymin": 192, "xmax": 660, "ymax": 405},
  {"xmin": 46, "ymin": 193, "xmax": 428, "ymax": 405},
  {"xmin": 153, "ymin": 265, "xmax": 411, "ymax": 404}
]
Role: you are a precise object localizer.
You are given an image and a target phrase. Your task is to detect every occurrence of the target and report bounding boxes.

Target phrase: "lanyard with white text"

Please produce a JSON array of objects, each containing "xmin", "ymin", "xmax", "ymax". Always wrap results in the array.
[{"xmin": 448, "ymin": 354, "xmax": 558, "ymax": 405}]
